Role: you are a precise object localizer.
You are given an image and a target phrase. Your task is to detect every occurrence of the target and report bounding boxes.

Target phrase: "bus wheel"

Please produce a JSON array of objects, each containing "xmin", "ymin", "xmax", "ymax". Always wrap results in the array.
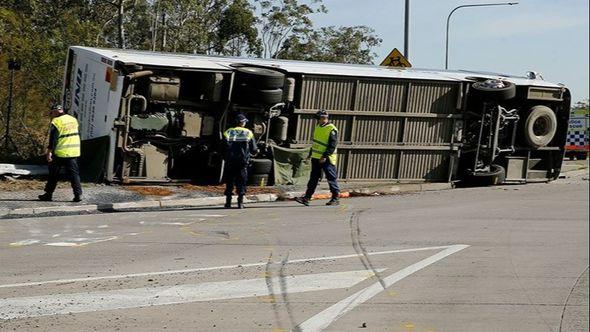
[
  {"xmin": 251, "ymin": 158, "xmax": 273, "ymax": 174},
  {"xmin": 465, "ymin": 164, "xmax": 506, "ymax": 186},
  {"xmin": 524, "ymin": 106, "xmax": 557, "ymax": 148},
  {"xmin": 234, "ymin": 87, "xmax": 283, "ymax": 105},
  {"xmin": 248, "ymin": 173, "xmax": 270, "ymax": 186},
  {"xmin": 235, "ymin": 67, "xmax": 285, "ymax": 89},
  {"xmin": 471, "ymin": 79, "xmax": 516, "ymax": 101}
]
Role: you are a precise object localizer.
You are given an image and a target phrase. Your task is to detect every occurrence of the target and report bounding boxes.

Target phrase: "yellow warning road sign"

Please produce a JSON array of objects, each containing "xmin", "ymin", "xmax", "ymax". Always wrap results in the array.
[{"xmin": 380, "ymin": 48, "xmax": 411, "ymax": 68}]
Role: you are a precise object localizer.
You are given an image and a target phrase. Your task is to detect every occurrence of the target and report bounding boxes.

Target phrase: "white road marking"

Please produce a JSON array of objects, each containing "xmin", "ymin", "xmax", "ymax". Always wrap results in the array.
[
  {"xmin": 185, "ymin": 214, "xmax": 226, "ymax": 218},
  {"xmin": 294, "ymin": 244, "xmax": 470, "ymax": 332},
  {"xmin": 0, "ymin": 245, "xmax": 455, "ymax": 289},
  {"xmin": 160, "ymin": 222, "xmax": 195, "ymax": 226},
  {"xmin": 44, "ymin": 242, "xmax": 80, "ymax": 247},
  {"xmin": 44, "ymin": 236, "xmax": 118, "ymax": 247},
  {"xmin": 0, "ymin": 270, "xmax": 383, "ymax": 320},
  {"xmin": 8, "ymin": 239, "xmax": 40, "ymax": 246}
]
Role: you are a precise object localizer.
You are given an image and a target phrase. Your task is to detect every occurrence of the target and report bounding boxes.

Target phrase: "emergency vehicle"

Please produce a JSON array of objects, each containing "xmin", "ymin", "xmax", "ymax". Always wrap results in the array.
[{"xmin": 565, "ymin": 106, "xmax": 589, "ymax": 160}]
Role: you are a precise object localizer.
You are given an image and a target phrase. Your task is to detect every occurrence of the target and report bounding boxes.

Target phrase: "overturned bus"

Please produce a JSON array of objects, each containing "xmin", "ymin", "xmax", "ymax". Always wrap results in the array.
[{"xmin": 63, "ymin": 46, "xmax": 571, "ymax": 185}]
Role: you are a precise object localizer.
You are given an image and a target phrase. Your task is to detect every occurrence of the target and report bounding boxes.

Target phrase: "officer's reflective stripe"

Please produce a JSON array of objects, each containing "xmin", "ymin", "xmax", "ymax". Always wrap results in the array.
[
  {"xmin": 56, "ymin": 144, "xmax": 81, "ymax": 149},
  {"xmin": 311, "ymin": 148, "xmax": 324, "ymax": 155},
  {"xmin": 224, "ymin": 128, "xmax": 254, "ymax": 141},
  {"xmin": 313, "ymin": 139, "xmax": 328, "ymax": 147},
  {"xmin": 58, "ymin": 132, "xmax": 80, "ymax": 139}
]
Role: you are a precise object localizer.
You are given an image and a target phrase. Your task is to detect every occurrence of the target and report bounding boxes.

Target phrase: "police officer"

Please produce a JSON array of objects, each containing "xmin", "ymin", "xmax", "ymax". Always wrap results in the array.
[
  {"xmin": 38, "ymin": 104, "xmax": 83, "ymax": 202},
  {"xmin": 223, "ymin": 113, "xmax": 258, "ymax": 209},
  {"xmin": 295, "ymin": 110, "xmax": 340, "ymax": 206}
]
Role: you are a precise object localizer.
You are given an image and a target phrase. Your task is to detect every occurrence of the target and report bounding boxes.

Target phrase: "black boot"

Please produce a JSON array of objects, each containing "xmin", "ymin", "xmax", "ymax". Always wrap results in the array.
[
  {"xmin": 237, "ymin": 195, "xmax": 245, "ymax": 209},
  {"xmin": 326, "ymin": 196, "xmax": 340, "ymax": 206},
  {"xmin": 224, "ymin": 195, "xmax": 232, "ymax": 209},
  {"xmin": 295, "ymin": 196, "xmax": 310, "ymax": 206},
  {"xmin": 38, "ymin": 193, "xmax": 53, "ymax": 201}
]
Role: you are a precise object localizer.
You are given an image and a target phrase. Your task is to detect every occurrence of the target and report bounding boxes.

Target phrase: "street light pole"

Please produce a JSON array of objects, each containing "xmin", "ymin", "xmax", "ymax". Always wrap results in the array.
[
  {"xmin": 445, "ymin": 2, "xmax": 518, "ymax": 70},
  {"xmin": 404, "ymin": 0, "xmax": 410, "ymax": 59}
]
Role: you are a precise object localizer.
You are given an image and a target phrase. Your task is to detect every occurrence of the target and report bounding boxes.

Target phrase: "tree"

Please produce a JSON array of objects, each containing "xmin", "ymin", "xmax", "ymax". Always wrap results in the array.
[
  {"xmin": 217, "ymin": 0, "xmax": 261, "ymax": 56},
  {"xmin": 254, "ymin": 0, "xmax": 326, "ymax": 58},
  {"xmin": 0, "ymin": 0, "xmax": 383, "ymax": 161},
  {"xmin": 92, "ymin": 0, "xmax": 153, "ymax": 49},
  {"xmin": 0, "ymin": 1, "xmax": 101, "ymax": 159},
  {"xmin": 279, "ymin": 25, "xmax": 382, "ymax": 64}
]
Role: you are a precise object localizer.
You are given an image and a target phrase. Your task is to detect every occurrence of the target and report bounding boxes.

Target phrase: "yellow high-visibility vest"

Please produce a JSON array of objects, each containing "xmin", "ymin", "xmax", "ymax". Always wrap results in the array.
[
  {"xmin": 223, "ymin": 127, "xmax": 254, "ymax": 141},
  {"xmin": 311, "ymin": 123, "xmax": 338, "ymax": 165},
  {"xmin": 51, "ymin": 114, "xmax": 81, "ymax": 158}
]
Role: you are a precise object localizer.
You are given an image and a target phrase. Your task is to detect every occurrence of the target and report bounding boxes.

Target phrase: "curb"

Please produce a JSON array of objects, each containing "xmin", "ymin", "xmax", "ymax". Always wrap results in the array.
[
  {"xmin": 278, "ymin": 182, "xmax": 453, "ymax": 200},
  {"xmin": 1, "ymin": 182, "xmax": 452, "ymax": 219},
  {"xmin": 0, "ymin": 194, "xmax": 279, "ymax": 219}
]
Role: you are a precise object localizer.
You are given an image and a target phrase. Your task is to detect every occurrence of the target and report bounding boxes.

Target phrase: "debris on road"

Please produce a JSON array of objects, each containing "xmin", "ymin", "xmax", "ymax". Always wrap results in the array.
[
  {"xmin": 124, "ymin": 186, "xmax": 174, "ymax": 197},
  {"xmin": 0, "ymin": 163, "xmax": 47, "ymax": 176}
]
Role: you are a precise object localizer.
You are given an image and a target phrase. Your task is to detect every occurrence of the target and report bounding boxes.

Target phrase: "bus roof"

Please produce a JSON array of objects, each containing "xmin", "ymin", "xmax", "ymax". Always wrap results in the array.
[{"xmin": 71, "ymin": 46, "xmax": 563, "ymax": 88}]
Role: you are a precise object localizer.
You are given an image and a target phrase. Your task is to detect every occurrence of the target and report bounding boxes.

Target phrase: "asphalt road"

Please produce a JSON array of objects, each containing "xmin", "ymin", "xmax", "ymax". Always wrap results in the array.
[{"xmin": 0, "ymin": 171, "xmax": 588, "ymax": 331}]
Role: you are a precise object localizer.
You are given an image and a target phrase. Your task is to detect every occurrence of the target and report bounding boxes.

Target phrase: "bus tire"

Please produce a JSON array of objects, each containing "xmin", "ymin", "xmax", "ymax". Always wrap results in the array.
[
  {"xmin": 256, "ymin": 88, "xmax": 283, "ymax": 104},
  {"xmin": 577, "ymin": 152, "xmax": 588, "ymax": 160},
  {"xmin": 248, "ymin": 173, "xmax": 269, "ymax": 186},
  {"xmin": 251, "ymin": 159, "xmax": 273, "ymax": 174},
  {"xmin": 471, "ymin": 80, "xmax": 516, "ymax": 101},
  {"xmin": 466, "ymin": 164, "xmax": 506, "ymax": 186},
  {"xmin": 235, "ymin": 87, "xmax": 283, "ymax": 105},
  {"xmin": 235, "ymin": 67, "xmax": 285, "ymax": 89},
  {"xmin": 524, "ymin": 106, "xmax": 557, "ymax": 148}
]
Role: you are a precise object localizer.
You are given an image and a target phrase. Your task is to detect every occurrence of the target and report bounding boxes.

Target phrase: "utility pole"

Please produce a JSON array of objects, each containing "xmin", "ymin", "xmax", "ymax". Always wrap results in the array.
[{"xmin": 404, "ymin": 0, "xmax": 410, "ymax": 59}]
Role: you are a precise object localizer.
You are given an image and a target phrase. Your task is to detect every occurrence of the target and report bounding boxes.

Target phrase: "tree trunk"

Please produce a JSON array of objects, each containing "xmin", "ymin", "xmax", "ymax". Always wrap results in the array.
[
  {"xmin": 117, "ymin": 0, "xmax": 125, "ymax": 48},
  {"xmin": 151, "ymin": 0, "xmax": 159, "ymax": 51},
  {"xmin": 161, "ymin": 12, "xmax": 167, "ymax": 50}
]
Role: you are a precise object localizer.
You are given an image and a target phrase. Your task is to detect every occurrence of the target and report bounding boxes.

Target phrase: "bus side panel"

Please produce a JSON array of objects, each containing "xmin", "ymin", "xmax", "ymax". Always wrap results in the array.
[{"xmin": 292, "ymin": 75, "xmax": 461, "ymax": 182}]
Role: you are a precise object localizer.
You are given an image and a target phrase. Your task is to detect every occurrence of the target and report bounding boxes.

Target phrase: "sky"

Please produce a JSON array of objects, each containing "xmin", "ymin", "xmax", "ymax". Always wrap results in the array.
[{"xmin": 310, "ymin": 0, "xmax": 589, "ymax": 103}]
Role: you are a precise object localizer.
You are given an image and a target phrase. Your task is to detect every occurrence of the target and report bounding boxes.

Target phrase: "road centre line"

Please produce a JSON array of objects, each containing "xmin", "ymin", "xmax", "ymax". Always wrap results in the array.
[
  {"xmin": 0, "ymin": 245, "xmax": 458, "ymax": 289},
  {"xmin": 295, "ymin": 244, "xmax": 470, "ymax": 332},
  {"xmin": 0, "ymin": 270, "xmax": 385, "ymax": 320}
]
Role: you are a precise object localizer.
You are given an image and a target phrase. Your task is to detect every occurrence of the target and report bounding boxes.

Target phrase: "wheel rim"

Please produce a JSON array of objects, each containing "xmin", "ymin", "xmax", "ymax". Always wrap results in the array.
[
  {"xmin": 532, "ymin": 115, "xmax": 551, "ymax": 136},
  {"xmin": 479, "ymin": 79, "xmax": 506, "ymax": 89}
]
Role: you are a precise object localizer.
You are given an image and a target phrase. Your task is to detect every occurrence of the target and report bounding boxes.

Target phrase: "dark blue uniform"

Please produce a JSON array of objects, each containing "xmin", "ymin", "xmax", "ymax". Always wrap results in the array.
[{"xmin": 223, "ymin": 126, "xmax": 258, "ymax": 198}]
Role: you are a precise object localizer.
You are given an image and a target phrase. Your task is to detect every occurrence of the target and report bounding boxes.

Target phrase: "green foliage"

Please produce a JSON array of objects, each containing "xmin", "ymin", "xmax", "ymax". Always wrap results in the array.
[
  {"xmin": 218, "ymin": 0, "xmax": 261, "ymax": 56},
  {"xmin": 0, "ymin": 2, "xmax": 102, "ymax": 160},
  {"xmin": 0, "ymin": 0, "xmax": 382, "ymax": 161},
  {"xmin": 279, "ymin": 25, "xmax": 382, "ymax": 64},
  {"xmin": 254, "ymin": 0, "xmax": 326, "ymax": 58}
]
